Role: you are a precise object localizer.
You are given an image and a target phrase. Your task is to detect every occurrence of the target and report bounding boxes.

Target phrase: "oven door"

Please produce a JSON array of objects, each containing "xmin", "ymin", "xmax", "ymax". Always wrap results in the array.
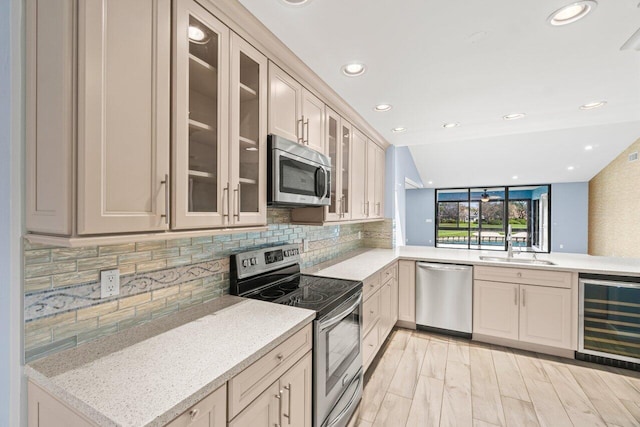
[
  {"xmin": 315, "ymin": 291, "xmax": 362, "ymax": 427},
  {"xmin": 271, "ymin": 148, "xmax": 330, "ymax": 206}
]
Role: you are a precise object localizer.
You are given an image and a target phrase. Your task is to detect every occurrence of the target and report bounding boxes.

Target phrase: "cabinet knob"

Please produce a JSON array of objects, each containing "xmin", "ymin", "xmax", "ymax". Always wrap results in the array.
[
  {"xmin": 277, "ymin": 353, "xmax": 284, "ymax": 361},
  {"xmin": 370, "ymin": 310, "xmax": 374, "ymax": 314},
  {"xmin": 517, "ymin": 272, "xmax": 522, "ymax": 278},
  {"xmin": 189, "ymin": 409, "xmax": 199, "ymax": 420}
]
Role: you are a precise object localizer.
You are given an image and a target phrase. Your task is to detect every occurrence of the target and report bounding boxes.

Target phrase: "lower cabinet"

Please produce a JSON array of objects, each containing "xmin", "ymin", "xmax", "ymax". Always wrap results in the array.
[
  {"xmin": 362, "ymin": 262, "xmax": 398, "ymax": 372},
  {"xmin": 473, "ymin": 266, "xmax": 574, "ymax": 351},
  {"xmin": 229, "ymin": 352, "xmax": 312, "ymax": 427},
  {"xmin": 166, "ymin": 384, "xmax": 226, "ymax": 427},
  {"xmin": 397, "ymin": 260, "xmax": 416, "ymax": 327}
]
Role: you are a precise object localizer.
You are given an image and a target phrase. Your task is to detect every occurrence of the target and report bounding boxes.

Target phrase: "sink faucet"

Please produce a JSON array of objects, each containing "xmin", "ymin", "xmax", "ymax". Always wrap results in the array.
[{"xmin": 506, "ymin": 224, "xmax": 514, "ymax": 259}]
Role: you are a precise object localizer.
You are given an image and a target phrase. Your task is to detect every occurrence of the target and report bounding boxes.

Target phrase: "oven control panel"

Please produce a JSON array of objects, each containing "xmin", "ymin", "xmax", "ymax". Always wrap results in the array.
[{"xmin": 233, "ymin": 244, "xmax": 301, "ymax": 279}]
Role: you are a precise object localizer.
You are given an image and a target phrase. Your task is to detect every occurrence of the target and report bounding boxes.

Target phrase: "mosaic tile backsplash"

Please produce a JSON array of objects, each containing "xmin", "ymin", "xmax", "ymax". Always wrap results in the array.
[{"xmin": 24, "ymin": 208, "xmax": 394, "ymax": 362}]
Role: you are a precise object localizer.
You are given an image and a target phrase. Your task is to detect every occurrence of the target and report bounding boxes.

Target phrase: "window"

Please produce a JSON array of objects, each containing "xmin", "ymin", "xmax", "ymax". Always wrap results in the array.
[{"xmin": 436, "ymin": 185, "xmax": 551, "ymax": 252}]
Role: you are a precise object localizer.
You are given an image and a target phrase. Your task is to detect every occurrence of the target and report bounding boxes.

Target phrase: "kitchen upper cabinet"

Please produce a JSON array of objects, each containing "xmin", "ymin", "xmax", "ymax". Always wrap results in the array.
[
  {"xmin": 173, "ymin": 3, "xmax": 267, "ymax": 229},
  {"xmin": 350, "ymin": 128, "xmax": 368, "ymax": 220},
  {"xmin": 373, "ymin": 144, "xmax": 385, "ymax": 218},
  {"xmin": 324, "ymin": 108, "xmax": 353, "ymax": 221},
  {"xmin": 268, "ymin": 62, "xmax": 325, "ymax": 153},
  {"xmin": 173, "ymin": 0, "xmax": 229, "ymax": 229},
  {"xmin": 229, "ymin": 33, "xmax": 267, "ymax": 226},
  {"xmin": 27, "ymin": 0, "xmax": 171, "ymax": 235}
]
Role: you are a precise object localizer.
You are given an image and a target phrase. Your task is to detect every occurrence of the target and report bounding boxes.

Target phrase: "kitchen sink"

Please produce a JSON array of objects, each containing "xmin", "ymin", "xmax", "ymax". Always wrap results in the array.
[{"xmin": 478, "ymin": 256, "xmax": 556, "ymax": 266}]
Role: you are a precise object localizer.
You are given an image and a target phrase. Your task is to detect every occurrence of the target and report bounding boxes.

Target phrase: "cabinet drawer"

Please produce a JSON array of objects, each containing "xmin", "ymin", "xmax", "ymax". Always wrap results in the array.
[
  {"xmin": 474, "ymin": 265, "xmax": 572, "ymax": 289},
  {"xmin": 228, "ymin": 323, "xmax": 312, "ymax": 419},
  {"xmin": 167, "ymin": 383, "xmax": 226, "ymax": 427},
  {"xmin": 363, "ymin": 272, "xmax": 381, "ymax": 299},
  {"xmin": 381, "ymin": 262, "xmax": 398, "ymax": 285},
  {"xmin": 363, "ymin": 323, "xmax": 379, "ymax": 370},
  {"xmin": 363, "ymin": 289, "xmax": 381, "ymax": 334}
]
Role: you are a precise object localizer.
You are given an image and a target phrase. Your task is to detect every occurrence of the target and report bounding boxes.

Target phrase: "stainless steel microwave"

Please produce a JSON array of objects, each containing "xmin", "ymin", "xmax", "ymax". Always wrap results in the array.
[{"xmin": 268, "ymin": 134, "xmax": 331, "ymax": 207}]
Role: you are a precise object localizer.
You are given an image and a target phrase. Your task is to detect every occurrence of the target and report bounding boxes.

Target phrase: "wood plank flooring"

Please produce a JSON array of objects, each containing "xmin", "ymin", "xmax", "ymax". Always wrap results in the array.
[{"xmin": 355, "ymin": 329, "xmax": 640, "ymax": 427}]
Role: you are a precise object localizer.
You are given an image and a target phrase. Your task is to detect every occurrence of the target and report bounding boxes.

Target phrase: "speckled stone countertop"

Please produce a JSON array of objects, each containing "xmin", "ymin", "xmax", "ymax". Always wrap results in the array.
[
  {"xmin": 311, "ymin": 246, "xmax": 640, "ymax": 281},
  {"xmin": 25, "ymin": 295, "xmax": 315, "ymax": 427}
]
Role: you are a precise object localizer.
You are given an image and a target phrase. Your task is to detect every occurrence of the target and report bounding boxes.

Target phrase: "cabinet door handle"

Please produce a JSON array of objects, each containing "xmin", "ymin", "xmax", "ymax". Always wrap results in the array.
[
  {"xmin": 522, "ymin": 289, "xmax": 526, "ymax": 307},
  {"xmin": 303, "ymin": 118, "xmax": 310, "ymax": 145},
  {"xmin": 160, "ymin": 174, "xmax": 169, "ymax": 225},
  {"xmin": 376, "ymin": 202, "xmax": 381, "ymax": 216},
  {"xmin": 341, "ymin": 196, "xmax": 345, "ymax": 217},
  {"xmin": 297, "ymin": 117, "xmax": 304, "ymax": 143},
  {"xmin": 189, "ymin": 409, "xmax": 199, "ymax": 420},
  {"xmin": 283, "ymin": 384, "xmax": 291, "ymax": 424},
  {"xmin": 223, "ymin": 183, "xmax": 230, "ymax": 224},
  {"xmin": 514, "ymin": 288, "xmax": 518, "ymax": 305},
  {"xmin": 234, "ymin": 184, "xmax": 240, "ymax": 221},
  {"xmin": 276, "ymin": 389, "xmax": 284, "ymax": 426}
]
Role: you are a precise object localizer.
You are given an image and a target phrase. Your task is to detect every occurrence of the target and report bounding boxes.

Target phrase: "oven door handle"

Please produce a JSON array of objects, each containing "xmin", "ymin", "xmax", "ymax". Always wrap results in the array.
[
  {"xmin": 324, "ymin": 374, "xmax": 362, "ymax": 427},
  {"xmin": 319, "ymin": 293, "xmax": 362, "ymax": 332}
]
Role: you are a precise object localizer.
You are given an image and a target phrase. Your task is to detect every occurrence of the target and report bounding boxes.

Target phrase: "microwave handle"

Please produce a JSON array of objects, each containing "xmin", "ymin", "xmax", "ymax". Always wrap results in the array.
[{"xmin": 315, "ymin": 167, "xmax": 327, "ymax": 198}]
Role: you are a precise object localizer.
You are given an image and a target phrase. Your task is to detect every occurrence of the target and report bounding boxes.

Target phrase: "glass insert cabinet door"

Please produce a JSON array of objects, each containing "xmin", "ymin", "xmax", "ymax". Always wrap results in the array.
[
  {"xmin": 325, "ymin": 108, "xmax": 340, "ymax": 220},
  {"xmin": 229, "ymin": 33, "xmax": 267, "ymax": 226},
  {"xmin": 173, "ymin": 0, "xmax": 229, "ymax": 229}
]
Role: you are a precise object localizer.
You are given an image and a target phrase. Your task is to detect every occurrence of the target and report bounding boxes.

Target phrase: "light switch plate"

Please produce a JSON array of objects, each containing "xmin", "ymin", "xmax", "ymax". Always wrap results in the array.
[{"xmin": 100, "ymin": 269, "xmax": 120, "ymax": 298}]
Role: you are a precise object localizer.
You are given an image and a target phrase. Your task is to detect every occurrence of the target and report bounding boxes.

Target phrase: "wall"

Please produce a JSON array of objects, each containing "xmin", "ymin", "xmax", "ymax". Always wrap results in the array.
[
  {"xmin": 589, "ymin": 137, "xmax": 640, "ymax": 257},
  {"xmin": 405, "ymin": 189, "xmax": 435, "ymax": 246},
  {"xmin": 384, "ymin": 146, "xmax": 423, "ymax": 246},
  {"xmin": 551, "ymin": 182, "xmax": 588, "ymax": 253},
  {"xmin": 24, "ymin": 209, "xmax": 393, "ymax": 362},
  {"xmin": 405, "ymin": 184, "xmax": 588, "ymax": 253},
  {"xmin": 1, "ymin": 0, "xmax": 24, "ymax": 424}
]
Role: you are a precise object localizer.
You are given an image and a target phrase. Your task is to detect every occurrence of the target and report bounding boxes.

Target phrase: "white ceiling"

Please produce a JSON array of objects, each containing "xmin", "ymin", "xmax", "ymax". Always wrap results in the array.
[{"xmin": 238, "ymin": 0, "xmax": 640, "ymax": 187}]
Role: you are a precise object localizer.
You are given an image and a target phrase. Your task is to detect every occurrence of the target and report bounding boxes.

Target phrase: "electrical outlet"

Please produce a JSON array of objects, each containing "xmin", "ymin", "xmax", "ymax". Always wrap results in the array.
[
  {"xmin": 302, "ymin": 239, "xmax": 309, "ymax": 252},
  {"xmin": 100, "ymin": 269, "xmax": 120, "ymax": 298},
  {"xmin": 357, "ymin": 231, "xmax": 362, "ymax": 240}
]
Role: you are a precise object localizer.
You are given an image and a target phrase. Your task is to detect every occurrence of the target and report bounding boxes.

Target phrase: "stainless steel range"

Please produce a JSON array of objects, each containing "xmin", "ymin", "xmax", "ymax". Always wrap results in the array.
[{"xmin": 230, "ymin": 244, "xmax": 363, "ymax": 427}]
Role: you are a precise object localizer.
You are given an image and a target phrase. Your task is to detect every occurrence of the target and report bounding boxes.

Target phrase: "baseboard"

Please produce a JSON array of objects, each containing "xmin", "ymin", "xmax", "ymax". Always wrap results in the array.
[
  {"xmin": 472, "ymin": 333, "xmax": 575, "ymax": 359},
  {"xmin": 395, "ymin": 320, "xmax": 416, "ymax": 330}
]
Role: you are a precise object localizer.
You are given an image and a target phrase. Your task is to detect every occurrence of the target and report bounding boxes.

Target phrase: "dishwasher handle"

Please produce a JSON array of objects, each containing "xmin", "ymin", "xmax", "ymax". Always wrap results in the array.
[{"xmin": 416, "ymin": 262, "xmax": 472, "ymax": 272}]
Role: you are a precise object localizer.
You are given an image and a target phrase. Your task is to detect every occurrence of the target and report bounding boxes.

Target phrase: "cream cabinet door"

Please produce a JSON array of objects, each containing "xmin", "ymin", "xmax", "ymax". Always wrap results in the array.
[
  {"xmin": 325, "ymin": 107, "xmax": 341, "ymax": 221},
  {"xmin": 166, "ymin": 384, "xmax": 226, "ymax": 427},
  {"xmin": 172, "ymin": 0, "xmax": 230, "ymax": 229},
  {"xmin": 397, "ymin": 260, "xmax": 416, "ymax": 324},
  {"xmin": 373, "ymin": 144, "xmax": 385, "ymax": 218},
  {"xmin": 473, "ymin": 280, "xmax": 519, "ymax": 340},
  {"xmin": 268, "ymin": 62, "xmax": 302, "ymax": 143},
  {"xmin": 390, "ymin": 276, "xmax": 399, "ymax": 325},
  {"xmin": 77, "ymin": 0, "xmax": 170, "ymax": 234},
  {"xmin": 229, "ymin": 32, "xmax": 267, "ymax": 226},
  {"xmin": 519, "ymin": 285, "xmax": 572, "ymax": 349},
  {"xmin": 340, "ymin": 120, "xmax": 353, "ymax": 220},
  {"xmin": 365, "ymin": 140, "xmax": 376, "ymax": 218},
  {"xmin": 229, "ymin": 382, "xmax": 281, "ymax": 427},
  {"xmin": 301, "ymin": 88, "xmax": 325, "ymax": 154},
  {"xmin": 279, "ymin": 352, "xmax": 312, "ymax": 427},
  {"xmin": 350, "ymin": 128, "xmax": 368, "ymax": 220},
  {"xmin": 28, "ymin": 381, "xmax": 96, "ymax": 427},
  {"xmin": 379, "ymin": 280, "xmax": 392, "ymax": 339}
]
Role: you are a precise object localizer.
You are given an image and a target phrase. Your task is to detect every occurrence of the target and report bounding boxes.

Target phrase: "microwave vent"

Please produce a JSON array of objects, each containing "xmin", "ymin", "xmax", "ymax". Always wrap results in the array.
[{"xmin": 629, "ymin": 151, "xmax": 638, "ymax": 162}]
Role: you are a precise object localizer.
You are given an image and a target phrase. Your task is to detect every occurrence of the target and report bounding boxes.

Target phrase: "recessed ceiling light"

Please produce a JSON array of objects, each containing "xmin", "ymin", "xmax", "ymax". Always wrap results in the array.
[
  {"xmin": 391, "ymin": 127, "xmax": 406, "ymax": 133},
  {"xmin": 341, "ymin": 63, "xmax": 366, "ymax": 77},
  {"xmin": 188, "ymin": 26, "xmax": 207, "ymax": 43},
  {"xmin": 512, "ymin": 175, "xmax": 518, "ymax": 180},
  {"xmin": 428, "ymin": 181, "xmax": 433, "ymax": 185},
  {"xmin": 374, "ymin": 104, "xmax": 392, "ymax": 112},
  {"xmin": 443, "ymin": 122, "xmax": 459, "ymax": 128},
  {"xmin": 280, "ymin": 0, "xmax": 313, "ymax": 6},
  {"xmin": 548, "ymin": 1, "xmax": 597, "ymax": 26},
  {"xmin": 580, "ymin": 101, "xmax": 607, "ymax": 110},
  {"xmin": 568, "ymin": 166, "xmax": 575, "ymax": 171},
  {"xmin": 503, "ymin": 113, "xmax": 526, "ymax": 120},
  {"xmin": 585, "ymin": 145, "xmax": 593, "ymax": 150}
]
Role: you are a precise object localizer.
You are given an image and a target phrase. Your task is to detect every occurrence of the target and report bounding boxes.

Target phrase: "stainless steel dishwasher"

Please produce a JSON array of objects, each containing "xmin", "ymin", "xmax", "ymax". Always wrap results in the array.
[{"xmin": 416, "ymin": 262, "xmax": 473, "ymax": 336}]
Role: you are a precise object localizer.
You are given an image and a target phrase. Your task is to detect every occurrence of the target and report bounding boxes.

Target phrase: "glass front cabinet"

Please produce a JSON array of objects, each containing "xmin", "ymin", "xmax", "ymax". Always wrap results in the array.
[
  {"xmin": 173, "ymin": 0, "xmax": 266, "ymax": 229},
  {"xmin": 324, "ymin": 107, "xmax": 352, "ymax": 221}
]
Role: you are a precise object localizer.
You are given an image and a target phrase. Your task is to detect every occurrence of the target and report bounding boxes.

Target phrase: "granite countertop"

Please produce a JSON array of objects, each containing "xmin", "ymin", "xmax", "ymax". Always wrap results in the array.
[
  {"xmin": 25, "ymin": 295, "xmax": 316, "ymax": 427},
  {"xmin": 311, "ymin": 246, "xmax": 640, "ymax": 281}
]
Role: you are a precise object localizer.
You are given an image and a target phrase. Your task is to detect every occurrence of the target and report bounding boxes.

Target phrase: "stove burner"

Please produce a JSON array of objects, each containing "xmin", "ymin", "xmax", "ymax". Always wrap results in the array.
[{"xmin": 260, "ymin": 289, "xmax": 286, "ymax": 299}]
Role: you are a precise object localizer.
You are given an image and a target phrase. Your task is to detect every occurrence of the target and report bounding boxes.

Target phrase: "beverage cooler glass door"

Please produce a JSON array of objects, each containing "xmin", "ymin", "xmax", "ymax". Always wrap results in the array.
[{"xmin": 579, "ymin": 278, "xmax": 640, "ymax": 364}]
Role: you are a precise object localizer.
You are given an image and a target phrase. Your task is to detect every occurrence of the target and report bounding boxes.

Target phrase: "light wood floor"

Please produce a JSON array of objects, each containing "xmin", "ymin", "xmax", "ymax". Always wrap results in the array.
[{"xmin": 355, "ymin": 328, "xmax": 640, "ymax": 427}]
